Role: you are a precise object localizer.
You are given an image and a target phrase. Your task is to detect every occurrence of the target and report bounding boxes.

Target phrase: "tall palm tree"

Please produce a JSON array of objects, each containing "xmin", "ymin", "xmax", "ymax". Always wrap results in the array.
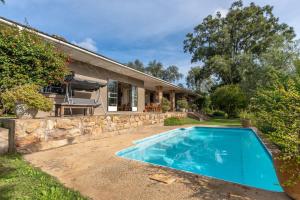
[{"xmin": 0, "ymin": 0, "xmax": 5, "ymax": 4}]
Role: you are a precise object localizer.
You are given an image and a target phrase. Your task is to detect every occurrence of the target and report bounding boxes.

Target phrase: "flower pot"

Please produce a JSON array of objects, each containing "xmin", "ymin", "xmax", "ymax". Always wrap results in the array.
[
  {"xmin": 241, "ymin": 119, "xmax": 251, "ymax": 128},
  {"xmin": 15, "ymin": 103, "xmax": 38, "ymax": 119},
  {"xmin": 274, "ymin": 158, "xmax": 300, "ymax": 200},
  {"xmin": 180, "ymin": 108, "xmax": 186, "ymax": 112}
]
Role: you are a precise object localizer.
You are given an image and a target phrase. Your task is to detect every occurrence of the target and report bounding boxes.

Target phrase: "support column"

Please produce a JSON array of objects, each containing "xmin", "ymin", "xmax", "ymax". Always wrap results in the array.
[
  {"xmin": 170, "ymin": 90, "xmax": 175, "ymax": 111},
  {"xmin": 155, "ymin": 86, "xmax": 163, "ymax": 105}
]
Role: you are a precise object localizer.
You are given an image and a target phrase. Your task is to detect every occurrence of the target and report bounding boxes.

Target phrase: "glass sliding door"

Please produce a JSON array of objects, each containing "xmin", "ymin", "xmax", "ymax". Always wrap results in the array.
[
  {"xmin": 107, "ymin": 80, "xmax": 118, "ymax": 111},
  {"xmin": 131, "ymin": 85, "xmax": 138, "ymax": 111}
]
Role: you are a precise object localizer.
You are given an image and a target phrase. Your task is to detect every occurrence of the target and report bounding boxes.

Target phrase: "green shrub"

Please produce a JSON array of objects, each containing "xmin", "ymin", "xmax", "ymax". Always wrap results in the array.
[
  {"xmin": 250, "ymin": 76, "xmax": 300, "ymax": 185},
  {"xmin": 1, "ymin": 84, "xmax": 53, "ymax": 112},
  {"xmin": 161, "ymin": 97, "xmax": 170, "ymax": 113},
  {"xmin": 164, "ymin": 117, "xmax": 183, "ymax": 126},
  {"xmin": 239, "ymin": 110, "xmax": 253, "ymax": 120},
  {"xmin": 203, "ymin": 107, "xmax": 213, "ymax": 115},
  {"xmin": 212, "ymin": 110, "xmax": 227, "ymax": 118},
  {"xmin": 211, "ymin": 85, "xmax": 247, "ymax": 117},
  {"xmin": 177, "ymin": 99, "xmax": 188, "ymax": 110},
  {"xmin": 193, "ymin": 94, "xmax": 211, "ymax": 112},
  {"xmin": 189, "ymin": 103, "xmax": 198, "ymax": 111},
  {"xmin": 0, "ymin": 22, "xmax": 68, "ymax": 91}
]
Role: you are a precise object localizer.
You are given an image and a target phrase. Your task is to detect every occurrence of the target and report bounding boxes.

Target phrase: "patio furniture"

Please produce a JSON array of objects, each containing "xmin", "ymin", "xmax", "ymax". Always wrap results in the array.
[
  {"xmin": 55, "ymin": 72, "xmax": 106, "ymax": 117},
  {"xmin": 144, "ymin": 103, "xmax": 161, "ymax": 112}
]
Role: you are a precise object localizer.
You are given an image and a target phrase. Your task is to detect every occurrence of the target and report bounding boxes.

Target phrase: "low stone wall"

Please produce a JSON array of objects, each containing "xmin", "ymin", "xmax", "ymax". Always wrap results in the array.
[{"xmin": 8, "ymin": 112, "xmax": 187, "ymax": 153}]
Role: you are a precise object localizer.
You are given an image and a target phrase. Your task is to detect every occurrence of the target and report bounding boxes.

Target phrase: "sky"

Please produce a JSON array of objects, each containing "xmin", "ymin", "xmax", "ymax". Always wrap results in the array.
[{"xmin": 0, "ymin": 0, "xmax": 300, "ymax": 84}]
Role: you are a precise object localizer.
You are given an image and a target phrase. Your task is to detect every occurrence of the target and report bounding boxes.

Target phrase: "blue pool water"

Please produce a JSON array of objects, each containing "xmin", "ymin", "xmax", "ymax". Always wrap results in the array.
[{"xmin": 117, "ymin": 127, "xmax": 283, "ymax": 192}]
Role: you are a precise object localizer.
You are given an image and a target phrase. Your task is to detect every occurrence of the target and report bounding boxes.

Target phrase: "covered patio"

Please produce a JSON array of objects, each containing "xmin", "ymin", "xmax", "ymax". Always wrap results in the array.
[{"xmin": 144, "ymin": 86, "xmax": 194, "ymax": 113}]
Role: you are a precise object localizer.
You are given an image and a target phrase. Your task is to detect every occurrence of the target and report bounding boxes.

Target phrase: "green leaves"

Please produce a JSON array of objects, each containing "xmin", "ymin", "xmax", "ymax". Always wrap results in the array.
[
  {"xmin": 184, "ymin": 0, "xmax": 296, "ymax": 88},
  {"xmin": 176, "ymin": 99, "xmax": 188, "ymax": 109},
  {"xmin": 1, "ymin": 84, "xmax": 53, "ymax": 112},
  {"xmin": 0, "ymin": 23, "xmax": 68, "ymax": 91},
  {"xmin": 250, "ymin": 76, "xmax": 300, "ymax": 185},
  {"xmin": 211, "ymin": 84, "xmax": 247, "ymax": 117},
  {"xmin": 161, "ymin": 97, "xmax": 171, "ymax": 113},
  {"xmin": 127, "ymin": 59, "xmax": 183, "ymax": 83}
]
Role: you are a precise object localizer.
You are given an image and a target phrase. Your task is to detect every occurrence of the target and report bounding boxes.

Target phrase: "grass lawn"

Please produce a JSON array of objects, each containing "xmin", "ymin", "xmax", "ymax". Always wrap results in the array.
[
  {"xmin": 0, "ymin": 154, "xmax": 87, "ymax": 200},
  {"xmin": 164, "ymin": 117, "xmax": 241, "ymax": 127}
]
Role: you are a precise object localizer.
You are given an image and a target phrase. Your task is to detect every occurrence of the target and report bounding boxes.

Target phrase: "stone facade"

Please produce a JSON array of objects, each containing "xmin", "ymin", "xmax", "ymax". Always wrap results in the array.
[{"xmin": 11, "ymin": 112, "xmax": 187, "ymax": 152}]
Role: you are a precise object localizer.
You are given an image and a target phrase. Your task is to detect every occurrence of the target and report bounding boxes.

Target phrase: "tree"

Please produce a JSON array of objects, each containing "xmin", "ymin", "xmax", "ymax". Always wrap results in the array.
[
  {"xmin": 127, "ymin": 59, "xmax": 184, "ymax": 83},
  {"xmin": 0, "ymin": 0, "xmax": 4, "ymax": 4},
  {"xmin": 162, "ymin": 65, "xmax": 183, "ymax": 82},
  {"xmin": 0, "ymin": 22, "xmax": 68, "ymax": 91},
  {"xmin": 211, "ymin": 84, "xmax": 247, "ymax": 117},
  {"xmin": 145, "ymin": 60, "xmax": 164, "ymax": 79},
  {"xmin": 186, "ymin": 67, "xmax": 215, "ymax": 93},
  {"xmin": 127, "ymin": 59, "xmax": 145, "ymax": 72},
  {"xmin": 184, "ymin": 0, "xmax": 295, "ymax": 87},
  {"xmin": 177, "ymin": 83, "xmax": 184, "ymax": 88},
  {"xmin": 239, "ymin": 36, "xmax": 300, "ymax": 98}
]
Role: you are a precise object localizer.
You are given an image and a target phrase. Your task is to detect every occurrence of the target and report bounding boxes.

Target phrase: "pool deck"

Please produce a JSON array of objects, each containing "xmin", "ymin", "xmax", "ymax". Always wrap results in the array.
[{"xmin": 24, "ymin": 125, "xmax": 290, "ymax": 200}]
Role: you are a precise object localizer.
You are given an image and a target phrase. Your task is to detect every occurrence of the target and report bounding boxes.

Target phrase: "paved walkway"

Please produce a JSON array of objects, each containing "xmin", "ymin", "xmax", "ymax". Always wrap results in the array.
[{"xmin": 24, "ymin": 125, "xmax": 290, "ymax": 200}]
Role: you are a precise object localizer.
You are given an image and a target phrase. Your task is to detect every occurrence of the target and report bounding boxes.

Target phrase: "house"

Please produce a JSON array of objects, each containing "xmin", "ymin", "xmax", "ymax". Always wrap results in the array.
[{"xmin": 0, "ymin": 17, "xmax": 196, "ymax": 116}]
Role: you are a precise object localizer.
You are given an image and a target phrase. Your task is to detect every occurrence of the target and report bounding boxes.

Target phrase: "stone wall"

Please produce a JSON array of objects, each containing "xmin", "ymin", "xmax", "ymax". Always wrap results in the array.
[{"xmin": 11, "ymin": 112, "xmax": 187, "ymax": 152}]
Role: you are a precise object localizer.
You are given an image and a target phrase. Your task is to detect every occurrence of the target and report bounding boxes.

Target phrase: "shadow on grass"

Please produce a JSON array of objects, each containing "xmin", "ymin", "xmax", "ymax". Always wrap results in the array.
[
  {"xmin": 0, "ymin": 185, "xmax": 15, "ymax": 200},
  {"xmin": 0, "ymin": 157, "xmax": 16, "ymax": 200}
]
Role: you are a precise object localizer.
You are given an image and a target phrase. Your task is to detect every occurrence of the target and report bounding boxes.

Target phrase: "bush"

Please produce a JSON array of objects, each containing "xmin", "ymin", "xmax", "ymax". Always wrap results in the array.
[
  {"xmin": 239, "ymin": 110, "xmax": 253, "ymax": 120},
  {"xmin": 1, "ymin": 84, "xmax": 53, "ymax": 112},
  {"xmin": 211, "ymin": 85, "xmax": 247, "ymax": 117},
  {"xmin": 189, "ymin": 103, "xmax": 198, "ymax": 111},
  {"xmin": 0, "ymin": 22, "xmax": 68, "ymax": 91},
  {"xmin": 177, "ymin": 99, "xmax": 188, "ymax": 110},
  {"xmin": 164, "ymin": 117, "xmax": 184, "ymax": 126},
  {"xmin": 250, "ymin": 76, "xmax": 300, "ymax": 185},
  {"xmin": 203, "ymin": 107, "xmax": 213, "ymax": 115},
  {"xmin": 193, "ymin": 94, "xmax": 211, "ymax": 112},
  {"xmin": 212, "ymin": 110, "xmax": 227, "ymax": 118},
  {"xmin": 161, "ymin": 97, "xmax": 170, "ymax": 113}
]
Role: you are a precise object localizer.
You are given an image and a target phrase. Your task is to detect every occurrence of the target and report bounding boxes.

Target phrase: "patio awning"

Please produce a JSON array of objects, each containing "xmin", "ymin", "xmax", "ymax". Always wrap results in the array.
[{"xmin": 65, "ymin": 73, "xmax": 107, "ymax": 91}]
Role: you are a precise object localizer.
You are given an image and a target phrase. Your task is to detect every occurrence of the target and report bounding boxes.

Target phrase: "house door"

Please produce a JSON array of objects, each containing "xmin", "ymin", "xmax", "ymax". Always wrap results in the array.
[{"xmin": 107, "ymin": 80, "xmax": 118, "ymax": 111}]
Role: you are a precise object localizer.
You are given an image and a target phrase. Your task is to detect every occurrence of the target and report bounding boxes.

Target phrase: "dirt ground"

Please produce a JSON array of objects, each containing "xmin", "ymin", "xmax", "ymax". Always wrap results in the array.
[{"xmin": 25, "ymin": 125, "xmax": 291, "ymax": 200}]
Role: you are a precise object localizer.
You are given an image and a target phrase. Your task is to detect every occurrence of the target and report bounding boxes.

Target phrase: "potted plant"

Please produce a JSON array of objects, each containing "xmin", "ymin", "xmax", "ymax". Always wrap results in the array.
[
  {"xmin": 177, "ymin": 99, "xmax": 188, "ymax": 112},
  {"xmin": 1, "ymin": 84, "xmax": 53, "ymax": 119},
  {"xmin": 240, "ymin": 110, "xmax": 252, "ymax": 128},
  {"xmin": 189, "ymin": 104, "xmax": 198, "ymax": 112},
  {"xmin": 161, "ymin": 97, "xmax": 171, "ymax": 113}
]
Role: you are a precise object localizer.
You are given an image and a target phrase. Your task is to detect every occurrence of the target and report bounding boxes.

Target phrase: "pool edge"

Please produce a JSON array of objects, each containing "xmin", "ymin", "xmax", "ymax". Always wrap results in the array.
[{"xmin": 115, "ymin": 126, "xmax": 284, "ymax": 193}]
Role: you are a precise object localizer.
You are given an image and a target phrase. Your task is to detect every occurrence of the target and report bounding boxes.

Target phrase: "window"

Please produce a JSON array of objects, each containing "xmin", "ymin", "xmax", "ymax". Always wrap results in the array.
[
  {"xmin": 107, "ymin": 80, "xmax": 118, "ymax": 111},
  {"xmin": 131, "ymin": 85, "xmax": 138, "ymax": 111}
]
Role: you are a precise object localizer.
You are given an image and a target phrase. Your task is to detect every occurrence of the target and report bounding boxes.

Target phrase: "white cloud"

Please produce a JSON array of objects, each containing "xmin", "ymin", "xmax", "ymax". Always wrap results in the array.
[
  {"xmin": 72, "ymin": 38, "xmax": 98, "ymax": 52},
  {"xmin": 214, "ymin": 8, "xmax": 229, "ymax": 17},
  {"xmin": 4, "ymin": 0, "xmax": 300, "ymax": 84}
]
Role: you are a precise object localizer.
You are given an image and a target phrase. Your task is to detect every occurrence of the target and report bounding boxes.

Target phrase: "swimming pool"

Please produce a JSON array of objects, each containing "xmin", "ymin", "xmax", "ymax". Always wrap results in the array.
[{"xmin": 116, "ymin": 127, "xmax": 283, "ymax": 192}]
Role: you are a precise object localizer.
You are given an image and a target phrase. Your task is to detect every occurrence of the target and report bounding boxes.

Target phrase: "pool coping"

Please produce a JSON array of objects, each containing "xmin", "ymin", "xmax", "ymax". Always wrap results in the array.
[{"xmin": 116, "ymin": 125, "xmax": 284, "ymax": 193}]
